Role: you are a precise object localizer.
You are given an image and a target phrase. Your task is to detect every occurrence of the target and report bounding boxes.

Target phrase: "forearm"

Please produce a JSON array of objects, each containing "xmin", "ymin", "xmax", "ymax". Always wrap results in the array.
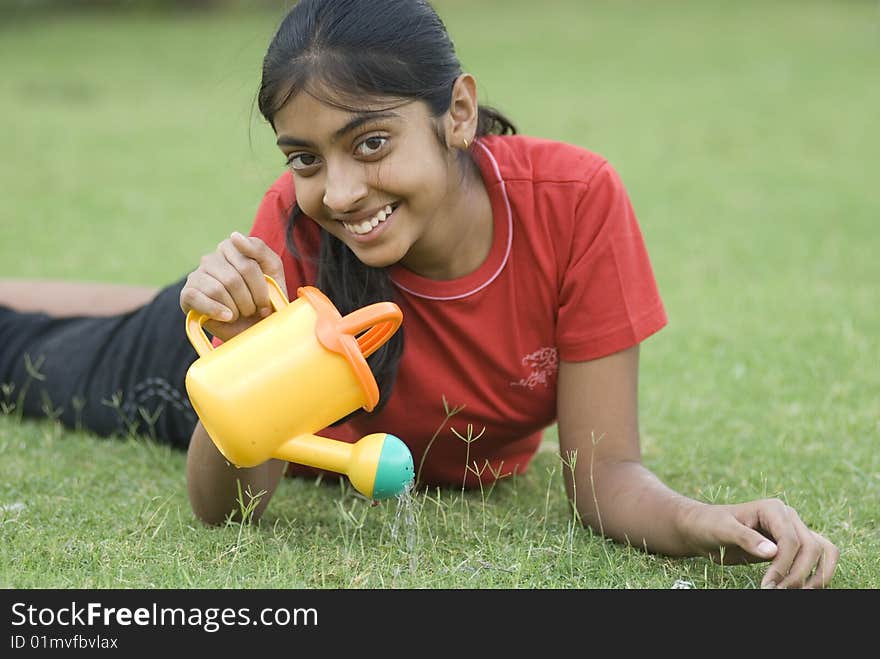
[
  {"xmin": 186, "ymin": 421, "xmax": 287, "ymax": 526},
  {"xmin": 567, "ymin": 458, "xmax": 705, "ymax": 557}
]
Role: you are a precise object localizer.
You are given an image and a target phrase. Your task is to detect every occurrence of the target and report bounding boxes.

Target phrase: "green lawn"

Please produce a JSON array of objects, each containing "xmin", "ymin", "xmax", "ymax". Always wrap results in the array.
[{"xmin": 0, "ymin": 0, "xmax": 877, "ymax": 588}]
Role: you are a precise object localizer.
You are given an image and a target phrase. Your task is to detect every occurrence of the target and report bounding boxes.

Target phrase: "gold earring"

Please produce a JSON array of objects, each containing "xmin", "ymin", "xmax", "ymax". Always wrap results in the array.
[{"xmin": 463, "ymin": 138, "xmax": 470, "ymax": 149}]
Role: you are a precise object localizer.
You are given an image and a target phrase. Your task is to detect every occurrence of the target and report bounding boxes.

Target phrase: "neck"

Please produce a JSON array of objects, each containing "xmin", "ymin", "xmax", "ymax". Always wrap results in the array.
[{"xmin": 400, "ymin": 156, "xmax": 493, "ymax": 280}]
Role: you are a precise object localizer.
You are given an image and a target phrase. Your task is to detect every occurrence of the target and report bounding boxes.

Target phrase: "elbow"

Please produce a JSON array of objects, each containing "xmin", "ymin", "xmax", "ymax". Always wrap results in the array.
[
  {"xmin": 186, "ymin": 471, "xmax": 232, "ymax": 527},
  {"xmin": 185, "ymin": 422, "xmax": 234, "ymax": 527},
  {"xmin": 187, "ymin": 488, "xmax": 230, "ymax": 527}
]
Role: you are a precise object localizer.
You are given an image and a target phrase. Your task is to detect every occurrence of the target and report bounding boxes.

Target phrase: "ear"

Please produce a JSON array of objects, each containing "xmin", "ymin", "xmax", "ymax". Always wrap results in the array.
[{"xmin": 445, "ymin": 73, "xmax": 479, "ymax": 150}]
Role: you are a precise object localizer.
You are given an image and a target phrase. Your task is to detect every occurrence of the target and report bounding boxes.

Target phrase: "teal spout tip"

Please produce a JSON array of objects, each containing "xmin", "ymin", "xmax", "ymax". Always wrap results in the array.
[{"xmin": 372, "ymin": 434, "xmax": 414, "ymax": 499}]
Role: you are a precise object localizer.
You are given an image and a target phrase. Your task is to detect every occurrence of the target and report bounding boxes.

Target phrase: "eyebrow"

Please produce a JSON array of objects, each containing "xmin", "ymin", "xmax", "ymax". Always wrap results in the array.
[{"xmin": 275, "ymin": 111, "xmax": 400, "ymax": 149}]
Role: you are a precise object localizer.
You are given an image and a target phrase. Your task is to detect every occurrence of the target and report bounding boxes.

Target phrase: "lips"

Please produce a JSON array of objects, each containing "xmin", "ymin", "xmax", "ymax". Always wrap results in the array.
[{"xmin": 339, "ymin": 203, "xmax": 398, "ymax": 237}]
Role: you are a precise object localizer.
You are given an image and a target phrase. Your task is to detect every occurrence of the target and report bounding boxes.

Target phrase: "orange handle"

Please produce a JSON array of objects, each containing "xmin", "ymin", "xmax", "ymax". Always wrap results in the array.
[
  {"xmin": 338, "ymin": 303, "xmax": 404, "ymax": 358},
  {"xmin": 184, "ymin": 275, "xmax": 289, "ymax": 357},
  {"xmin": 296, "ymin": 285, "xmax": 403, "ymax": 413}
]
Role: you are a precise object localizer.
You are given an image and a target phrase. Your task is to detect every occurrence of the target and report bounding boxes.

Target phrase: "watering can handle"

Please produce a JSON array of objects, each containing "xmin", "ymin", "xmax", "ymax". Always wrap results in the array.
[
  {"xmin": 299, "ymin": 286, "xmax": 403, "ymax": 360},
  {"xmin": 340, "ymin": 304, "xmax": 404, "ymax": 358},
  {"xmin": 184, "ymin": 275, "xmax": 290, "ymax": 357}
]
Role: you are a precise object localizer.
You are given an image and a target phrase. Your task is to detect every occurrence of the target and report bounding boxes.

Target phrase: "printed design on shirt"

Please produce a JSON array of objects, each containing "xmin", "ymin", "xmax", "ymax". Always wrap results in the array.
[{"xmin": 510, "ymin": 346, "xmax": 558, "ymax": 389}]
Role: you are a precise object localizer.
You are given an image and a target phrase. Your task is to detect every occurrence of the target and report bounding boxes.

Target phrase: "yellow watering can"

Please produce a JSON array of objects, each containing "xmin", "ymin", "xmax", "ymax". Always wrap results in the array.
[{"xmin": 184, "ymin": 275, "xmax": 413, "ymax": 500}]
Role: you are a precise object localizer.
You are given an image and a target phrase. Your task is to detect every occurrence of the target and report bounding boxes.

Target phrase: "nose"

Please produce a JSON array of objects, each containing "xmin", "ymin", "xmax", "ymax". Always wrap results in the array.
[{"xmin": 322, "ymin": 159, "xmax": 368, "ymax": 212}]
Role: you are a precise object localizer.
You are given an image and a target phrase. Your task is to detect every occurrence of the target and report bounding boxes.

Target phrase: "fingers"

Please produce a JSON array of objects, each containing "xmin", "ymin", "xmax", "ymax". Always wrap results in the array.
[
  {"xmin": 681, "ymin": 503, "xmax": 776, "ymax": 566},
  {"xmin": 180, "ymin": 233, "xmax": 285, "ymax": 323},
  {"xmin": 181, "ymin": 271, "xmax": 236, "ymax": 322},
  {"xmin": 725, "ymin": 516, "xmax": 779, "ymax": 563},
  {"xmin": 804, "ymin": 532, "xmax": 840, "ymax": 589},
  {"xmin": 752, "ymin": 501, "xmax": 839, "ymax": 589},
  {"xmin": 715, "ymin": 499, "xmax": 839, "ymax": 589},
  {"xmin": 219, "ymin": 236, "xmax": 268, "ymax": 319},
  {"xmin": 753, "ymin": 499, "xmax": 801, "ymax": 588},
  {"xmin": 230, "ymin": 232, "xmax": 287, "ymax": 297},
  {"xmin": 766, "ymin": 506, "xmax": 816, "ymax": 588},
  {"xmin": 771, "ymin": 507, "xmax": 840, "ymax": 589}
]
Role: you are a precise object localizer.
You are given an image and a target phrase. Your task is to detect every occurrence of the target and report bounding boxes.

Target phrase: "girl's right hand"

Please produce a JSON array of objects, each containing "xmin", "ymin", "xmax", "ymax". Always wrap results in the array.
[{"xmin": 179, "ymin": 232, "xmax": 288, "ymax": 343}]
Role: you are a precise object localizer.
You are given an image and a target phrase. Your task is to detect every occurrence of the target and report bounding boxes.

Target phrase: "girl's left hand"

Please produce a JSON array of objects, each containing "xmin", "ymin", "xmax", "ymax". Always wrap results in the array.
[{"xmin": 682, "ymin": 498, "xmax": 839, "ymax": 588}]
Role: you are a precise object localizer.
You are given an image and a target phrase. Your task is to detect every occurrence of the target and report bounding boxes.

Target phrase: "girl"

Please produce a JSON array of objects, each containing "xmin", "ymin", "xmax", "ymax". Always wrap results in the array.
[{"xmin": 1, "ymin": 0, "xmax": 837, "ymax": 588}]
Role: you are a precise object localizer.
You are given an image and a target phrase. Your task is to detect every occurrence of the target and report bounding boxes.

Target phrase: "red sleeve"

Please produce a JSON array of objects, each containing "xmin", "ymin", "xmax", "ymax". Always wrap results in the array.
[{"xmin": 556, "ymin": 162, "xmax": 667, "ymax": 361}]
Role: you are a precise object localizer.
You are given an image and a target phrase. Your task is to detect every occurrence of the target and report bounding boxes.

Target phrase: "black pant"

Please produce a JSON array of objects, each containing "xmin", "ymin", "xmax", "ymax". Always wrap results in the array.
[{"xmin": 0, "ymin": 278, "xmax": 198, "ymax": 448}]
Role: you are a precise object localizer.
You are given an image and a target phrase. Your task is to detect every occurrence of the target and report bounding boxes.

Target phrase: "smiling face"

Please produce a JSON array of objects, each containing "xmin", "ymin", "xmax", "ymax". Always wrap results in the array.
[{"xmin": 272, "ymin": 81, "xmax": 489, "ymax": 277}]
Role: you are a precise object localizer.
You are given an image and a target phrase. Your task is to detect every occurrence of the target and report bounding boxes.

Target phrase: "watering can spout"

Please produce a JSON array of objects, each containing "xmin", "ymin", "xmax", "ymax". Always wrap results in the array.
[
  {"xmin": 273, "ymin": 432, "xmax": 414, "ymax": 499},
  {"xmin": 351, "ymin": 433, "xmax": 415, "ymax": 499}
]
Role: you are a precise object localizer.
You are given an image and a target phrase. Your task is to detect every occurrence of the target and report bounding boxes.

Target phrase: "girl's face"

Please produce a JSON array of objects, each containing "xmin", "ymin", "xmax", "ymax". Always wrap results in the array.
[{"xmin": 272, "ymin": 90, "xmax": 467, "ymax": 272}]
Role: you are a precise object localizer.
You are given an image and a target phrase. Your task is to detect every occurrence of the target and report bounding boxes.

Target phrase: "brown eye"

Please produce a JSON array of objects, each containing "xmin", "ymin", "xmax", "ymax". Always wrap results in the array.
[
  {"xmin": 354, "ymin": 136, "xmax": 387, "ymax": 157},
  {"xmin": 287, "ymin": 153, "xmax": 320, "ymax": 171}
]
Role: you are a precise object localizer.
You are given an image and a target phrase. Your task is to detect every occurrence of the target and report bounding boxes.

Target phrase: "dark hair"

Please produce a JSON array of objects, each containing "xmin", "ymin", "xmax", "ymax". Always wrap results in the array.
[{"xmin": 257, "ymin": 0, "xmax": 516, "ymax": 417}]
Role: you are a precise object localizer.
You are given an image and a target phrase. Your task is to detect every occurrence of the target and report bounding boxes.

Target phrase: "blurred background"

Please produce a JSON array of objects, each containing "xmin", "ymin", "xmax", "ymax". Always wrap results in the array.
[
  {"xmin": 2, "ymin": 0, "xmax": 283, "ymax": 10},
  {"xmin": 1, "ymin": 0, "xmax": 876, "ymax": 291}
]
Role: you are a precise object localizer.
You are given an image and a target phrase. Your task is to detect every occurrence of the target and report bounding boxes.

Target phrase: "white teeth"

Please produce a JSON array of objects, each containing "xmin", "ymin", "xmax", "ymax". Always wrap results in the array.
[{"xmin": 342, "ymin": 205, "xmax": 395, "ymax": 235}]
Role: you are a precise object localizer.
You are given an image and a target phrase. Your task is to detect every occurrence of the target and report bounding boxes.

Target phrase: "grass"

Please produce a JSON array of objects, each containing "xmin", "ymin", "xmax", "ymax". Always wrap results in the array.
[
  {"xmin": 0, "ymin": 416, "xmax": 775, "ymax": 589},
  {"xmin": 1, "ymin": 0, "xmax": 878, "ymax": 588}
]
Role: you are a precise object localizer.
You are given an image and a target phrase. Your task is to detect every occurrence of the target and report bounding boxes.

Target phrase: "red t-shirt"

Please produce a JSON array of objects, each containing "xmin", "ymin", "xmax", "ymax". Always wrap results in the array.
[{"xmin": 246, "ymin": 134, "xmax": 667, "ymax": 487}]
